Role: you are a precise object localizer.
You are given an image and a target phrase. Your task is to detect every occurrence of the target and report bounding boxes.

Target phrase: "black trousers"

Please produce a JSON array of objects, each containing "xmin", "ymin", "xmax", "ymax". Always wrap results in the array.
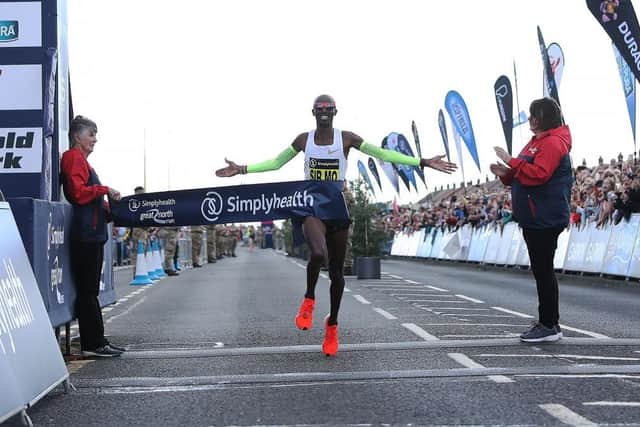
[
  {"xmin": 522, "ymin": 227, "xmax": 564, "ymax": 328},
  {"xmin": 70, "ymin": 240, "xmax": 106, "ymax": 350}
]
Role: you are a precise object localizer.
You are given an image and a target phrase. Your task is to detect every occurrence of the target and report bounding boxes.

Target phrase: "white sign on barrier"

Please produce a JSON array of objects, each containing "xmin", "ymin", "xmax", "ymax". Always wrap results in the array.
[
  {"xmin": 564, "ymin": 223, "xmax": 590, "ymax": 272},
  {"xmin": 583, "ymin": 222, "xmax": 612, "ymax": 273},
  {"xmin": 553, "ymin": 228, "xmax": 571, "ymax": 270},
  {"xmin": 467, "ymin": 226, "xmax": 490, "ymax": 262},
  {"xmin": 506, "ymin": 226, "xmax": 523, "ymax": 266},
  {"xmin": 458, "ymin": 225, "xmax": 473, "ymax": 260},
  {"xmin": 496, "ymin": 222, "xmax": 516, "ymax": 265},
  {"xmin": 430, "ymin": 229, "xmax": 444, "ymax": 259},
  {"xmin": 604, "ymin": 215, "xmax": 640, "ymax": 276},
  {"xmin": 483, "ymin": 225, "xmax": 501, "ymax": 264},
  {"xmin": 417, "ymin": 229, "xmax": 432, "ymax": 258}
]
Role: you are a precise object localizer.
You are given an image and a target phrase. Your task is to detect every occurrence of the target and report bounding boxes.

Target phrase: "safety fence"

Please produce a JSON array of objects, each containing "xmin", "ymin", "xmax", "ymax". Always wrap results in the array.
[{"xmin": 390, "ymin": 213, "xmax": 640, "ymax": 280}]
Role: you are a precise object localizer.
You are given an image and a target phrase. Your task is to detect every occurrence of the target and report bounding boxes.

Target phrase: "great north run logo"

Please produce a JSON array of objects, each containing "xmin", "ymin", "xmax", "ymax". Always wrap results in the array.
[{"xmin": 0, "ymin": 21, "xmax": 18, "ymax": 42}]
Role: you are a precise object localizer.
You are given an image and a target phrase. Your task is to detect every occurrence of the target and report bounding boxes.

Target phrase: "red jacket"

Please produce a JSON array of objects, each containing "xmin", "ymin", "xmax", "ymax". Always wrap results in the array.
[
  {"xmin": 61, "ymin": 148, "xmax": 110, "ymax": 242},
  {"xmin": 501, "ymin": 126, "xmax": 573, "ymax": 229}
]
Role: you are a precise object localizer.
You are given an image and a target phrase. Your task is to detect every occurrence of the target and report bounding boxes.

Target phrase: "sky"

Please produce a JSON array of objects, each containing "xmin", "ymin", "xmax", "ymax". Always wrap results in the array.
[{"xmin": 67, "ymin": 0, "xmax": 639, "ymax": 205}]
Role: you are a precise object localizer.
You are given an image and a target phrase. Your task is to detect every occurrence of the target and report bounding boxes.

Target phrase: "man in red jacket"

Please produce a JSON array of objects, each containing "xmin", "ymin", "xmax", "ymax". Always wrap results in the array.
[{"xmin": 61, "ymin": 115, "xmax": 125, "ymax": 358}]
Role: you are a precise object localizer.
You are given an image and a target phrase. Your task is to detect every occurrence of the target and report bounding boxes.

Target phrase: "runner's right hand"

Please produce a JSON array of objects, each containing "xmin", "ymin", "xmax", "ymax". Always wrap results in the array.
[{"xmin": 215, "ymin": 158, "xmax": 244, "ymax": 177}]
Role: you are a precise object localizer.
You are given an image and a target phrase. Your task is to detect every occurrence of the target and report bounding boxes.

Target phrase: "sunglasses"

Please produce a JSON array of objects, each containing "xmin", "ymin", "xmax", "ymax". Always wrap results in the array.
[{"xmin": 313, "ymin": 103, "xmax": 337, "ymax": 114}]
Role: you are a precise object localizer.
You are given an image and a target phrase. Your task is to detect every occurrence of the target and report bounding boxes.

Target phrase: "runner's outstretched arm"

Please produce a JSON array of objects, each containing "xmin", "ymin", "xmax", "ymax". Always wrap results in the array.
[
  {"xmin": 355, "ymin": 140, "xmax": 457, "ymax": 174},
  {"xmin": 215, "ymin": 145, "xmax": 300, "ymax": 177}
]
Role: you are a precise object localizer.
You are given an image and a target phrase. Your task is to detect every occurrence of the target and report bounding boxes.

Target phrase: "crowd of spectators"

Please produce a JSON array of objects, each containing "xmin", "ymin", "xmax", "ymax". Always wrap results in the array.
[{"xmin": 379, "ymin": 152, "xmax": 640, "ymax": 234}]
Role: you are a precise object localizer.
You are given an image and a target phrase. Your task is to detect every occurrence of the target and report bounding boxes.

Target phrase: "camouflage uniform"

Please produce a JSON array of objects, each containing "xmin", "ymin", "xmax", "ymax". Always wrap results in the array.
[
  {"xmin": 160, "ymin": 227, "xmax": 179, "ymax": 271},
  {"xmin": 216, "ymin": 225, "xmax": 225, "ymax": 258},
  {"xmin": 206, "ymin": 225, "xmax": 217, "ymax": 263},
  {"xmin": 228, "ymin": 225, "xmax": 238, "ymax": 256},
  {"xmin": 191, "ymin": 226, "xmax": 204, "ymax": 266}
]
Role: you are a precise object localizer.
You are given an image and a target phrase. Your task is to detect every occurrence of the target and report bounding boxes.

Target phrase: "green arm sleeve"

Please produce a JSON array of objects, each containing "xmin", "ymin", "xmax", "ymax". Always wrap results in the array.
[
  {"xmin": 246, "ymin": 145, "xmax": 299, "ymax": 173},
  {"xmin": 359, "ymin": 142, "xmax": 420, "ymax": 167}
]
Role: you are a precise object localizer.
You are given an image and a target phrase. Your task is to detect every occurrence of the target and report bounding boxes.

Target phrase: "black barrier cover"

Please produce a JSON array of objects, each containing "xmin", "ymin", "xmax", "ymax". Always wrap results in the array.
[
  {"xmin": 9, "ymin": 198, "xmax": 115, "ymax": 327},
  {"xmin": 0, "ymin": 202, "xmax": 68, "ymax": 415},
  {"xmin": 537, "ymin": 26, "xmax": 561, "ymax": 106},
  {"xmin": 587, "ymin": 0, "xmax": 640, "ymax": 83},
  {"xmin": 110, "ymin": 180, "xmax": 349, "ymax": 227}
]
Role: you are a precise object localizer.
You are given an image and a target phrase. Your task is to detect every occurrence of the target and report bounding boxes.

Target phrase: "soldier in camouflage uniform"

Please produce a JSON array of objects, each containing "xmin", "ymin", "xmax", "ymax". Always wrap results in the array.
[
  {"xmin": 216, "ymin": 224, "xmax": 225, "ymax": 258},
  {"xmin": 159, "ymin": 226, "xmax": 179, "ymax": 276},
  {"xmin": 191, "ymin": 226, "xmax": 204, "ymax": 267},
  {"xmin": 228, "ymin": 224, "xmax": 238, "ymax": 257},
  {"xmin": 206, "ymin": 224, "xmax": 217, "ymax": 263}
]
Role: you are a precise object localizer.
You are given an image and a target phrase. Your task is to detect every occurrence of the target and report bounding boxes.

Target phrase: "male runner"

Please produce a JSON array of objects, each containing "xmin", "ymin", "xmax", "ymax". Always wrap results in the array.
[{"xmin": 216, "ymin": 95, "xmax": 456, "ymax": 356}]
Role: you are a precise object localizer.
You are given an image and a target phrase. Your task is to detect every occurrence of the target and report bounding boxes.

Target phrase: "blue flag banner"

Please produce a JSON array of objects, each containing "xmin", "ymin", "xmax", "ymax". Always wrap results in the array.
[
  {"xmin": 613, "ymin": 43, "xmax": 636, "ymax": 145},
  {"xmin": 367, "ymin": 158, "xmax": 382, "ymax": 190},
  {"xmin": 438, "ymin": 109, "xmax": 451, "ymax": 162},
  {"xmin": 385, "ymin": 132, "xmax": 417, "ymax": 192},
  {"xmin": 537, "ymin": 26, "xmax": 561, "ymax": 106},
  {"xmin": 110, "ymin": 180, "xmax": 349, "ymax": 227},
  {"xmin": 445, "ymin": 90, "xmax": 481, "ymax": 172},
  {"xmin": 357, "ymin": 160, "xmax": 376, "ymax": 195},
  {"xmin": 381, "ymin": 135, "xmax": 409, "ymax": 192}
]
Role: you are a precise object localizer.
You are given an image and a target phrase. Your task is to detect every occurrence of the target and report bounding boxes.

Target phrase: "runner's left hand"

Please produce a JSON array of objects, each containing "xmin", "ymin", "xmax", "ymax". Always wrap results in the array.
[
  {"xmin": 422, "ymin": 155, "xmax": 457, "ymax": 174},
  {"xmin": 215, "ymin": 158, "xmax": 244, "ymax": 177}
]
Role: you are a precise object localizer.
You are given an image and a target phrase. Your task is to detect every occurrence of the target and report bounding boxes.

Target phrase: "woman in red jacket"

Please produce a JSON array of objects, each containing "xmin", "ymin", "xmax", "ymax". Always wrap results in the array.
[
  {"xmin": 491, "ymin": 98, "xmax": 573, "ymax": 343},
  {"xmin": 61, "ymin": 116, "xmax": 125, "ymax": 358}
]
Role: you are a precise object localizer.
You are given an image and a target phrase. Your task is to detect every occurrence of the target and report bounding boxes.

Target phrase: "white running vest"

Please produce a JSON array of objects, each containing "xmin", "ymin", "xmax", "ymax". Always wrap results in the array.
[{"xmin": 303, "ymin": 129, "xmax": 348, "ymax": 181}]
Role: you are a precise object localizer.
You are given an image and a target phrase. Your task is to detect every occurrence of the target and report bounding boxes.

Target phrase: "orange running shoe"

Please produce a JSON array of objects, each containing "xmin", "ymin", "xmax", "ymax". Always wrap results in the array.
[
  {"xmin": 295, "ymin": 297, "xmax": 315, "ymax": 330},
  {"xmin": 322, "ymin": 316, "xmax": 339, "ymax": 357}
]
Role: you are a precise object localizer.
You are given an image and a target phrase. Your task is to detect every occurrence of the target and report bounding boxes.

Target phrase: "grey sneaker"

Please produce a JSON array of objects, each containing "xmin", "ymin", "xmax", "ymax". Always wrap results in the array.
[
  {"xmin": 520, "ymin": 322, "xmax": 562, "ymax": 343},
  {"xmin": 82, "ymin": 345, "xmax": 123, "ymax": 358}
]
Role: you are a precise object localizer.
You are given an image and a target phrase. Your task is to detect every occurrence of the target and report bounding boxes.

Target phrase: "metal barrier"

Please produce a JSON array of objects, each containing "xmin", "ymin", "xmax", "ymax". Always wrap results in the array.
[{"xmin": 389, "ymin": 213, "xmax": 640, "ymax": 280}]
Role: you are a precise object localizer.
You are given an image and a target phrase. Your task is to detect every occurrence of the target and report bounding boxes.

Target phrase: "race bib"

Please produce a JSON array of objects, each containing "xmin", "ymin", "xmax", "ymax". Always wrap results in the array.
[{"xmin": 309, "ymin": 157, "xmax": 339, "ymax": 181}]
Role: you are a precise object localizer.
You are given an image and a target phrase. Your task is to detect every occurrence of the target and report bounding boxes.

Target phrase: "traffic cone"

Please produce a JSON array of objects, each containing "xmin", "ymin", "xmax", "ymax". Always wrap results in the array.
[
  {"xmin": 145, "ymin": 243, "xmax": 161, "ymax": 281},
  {"xmin": 152, "ymin": 240, "xmax": 167, "ymax": 278},
  {"xmin": 129, "ymin": 241, "xmax": 153, "ymax": 285}
]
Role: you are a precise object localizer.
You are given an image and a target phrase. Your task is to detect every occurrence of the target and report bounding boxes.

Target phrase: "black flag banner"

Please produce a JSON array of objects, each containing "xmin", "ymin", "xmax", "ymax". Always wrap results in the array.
[
  {"xmin": 586, "ymin": 0, "xmax": 640, "ymax": 83},
  {"xmin": 494, "ymin": 75, "xmax": 514, "ymax": 155},
  {"xmin": 110, "ymin": 180, "xmax": 349, "ymax": 227},
  {"xmin": 537, "ymin": 26, "xmax": 560, "ymax": 106}
]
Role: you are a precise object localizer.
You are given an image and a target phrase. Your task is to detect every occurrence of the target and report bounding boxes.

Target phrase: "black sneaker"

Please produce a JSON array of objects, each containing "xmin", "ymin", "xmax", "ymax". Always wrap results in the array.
[
  {"xmin": 520, "ymin": 322, "xmax": 562, "ymax": 343},
  {"xmin": 104, "ymin": 340, "xmax": 126, "ymax": 352},
  {"xmin": 164, "ymin": 269, "xmax": 179, "ymax": 276},
  {"xmin": 82, "ymin": 345, "xmax": 122, "ymax": 358},
  {"xmin": 193, "ymin": 263, "xmax": 203, "ymax": 268}
]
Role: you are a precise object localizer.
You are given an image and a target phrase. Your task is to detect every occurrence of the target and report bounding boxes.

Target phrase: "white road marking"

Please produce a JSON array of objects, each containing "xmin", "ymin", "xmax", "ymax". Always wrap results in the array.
[
  {"xmin": 441, "ymin": 314, "xmax": 514, "ymax": 318},
  {"xmin": 402, "ymin": 300, "xmax": 465, "ymax": 303},
  {"xmin": 102, "ymin": 307, "xmax": 113, "ymax": 312},
  {"xmin": 559, "ymin": 324, "xmax": 610, "ymax": 339},
  {"xmin": 401, "ymin": 323, "xmax": 438, "ymax": 341},
  {"xmin": 583, "ymin": 401, "xmax": 640, "ymax": 407},
  {"xmin": 447, "ymin": 352, "xmax": 513, "ymax": 383},
  {"xmin": 426, "ymin": 285, "xmax": 448, "ymax": 292},
  {"xmin": 442, "ymin": 334, "xmax": 520, "ymax": 338},
  {"xmin": 118, "ymin": 298, "xmax": 129, "ymax": 303},
  {"xmin": 294, "ymin": 262, "xmax": 306, "ymax": 270},
  {"xmin": 373, "ymin": 308, "xmax": 397, "ymax": 320},
  {"xmin": 381, "ymin": 271, "xmax": 389, "ymax": 274},
  {"xmin": 491, "ymin": 307, "xmax": 534, "ymax": 318},
  {"xmin": 404, "ymin": 279, "xmax": 421, "ymax": 284},
  {"xmin": 539, "ymin": 403, "xmax": 597, "ymax": 427},
  {"xmin": 360, "ymin": 284, "xmax": 424, "ymax": 287},
  {"xmin": 419, "ymin": 323, "xmax": 529, "ymax": 327},
  {"xmin": 388, "ymin": 274, "xmax": 403, "ymax": 279},
  {"xmin": 455, "ymin": 294, "xmax": 484, "ymax": 304},
  {"xmin": 320, "ymin": 273, "xmax": 328, "ymax": 279},
  {"xmin": 353, "ymin": 295, "xmax": 371, "ymax": 305},
  {"xmin": 344, "ymin": 287, "xmax": 351, "ymax": 292},
  {"xmin": 105, "ymin": 297, "xmax": 147, "ymax": 324},
  {"xmin": 429, "ymin": 307, "xmax": 490, "ymax": 311},
  {"xmin": 479, "ymin": 354, "xmax": 640, "ymax": 361},
  {"xmin": 521, "ymin": 374, "xmax": 640, "ymax": 379}
]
